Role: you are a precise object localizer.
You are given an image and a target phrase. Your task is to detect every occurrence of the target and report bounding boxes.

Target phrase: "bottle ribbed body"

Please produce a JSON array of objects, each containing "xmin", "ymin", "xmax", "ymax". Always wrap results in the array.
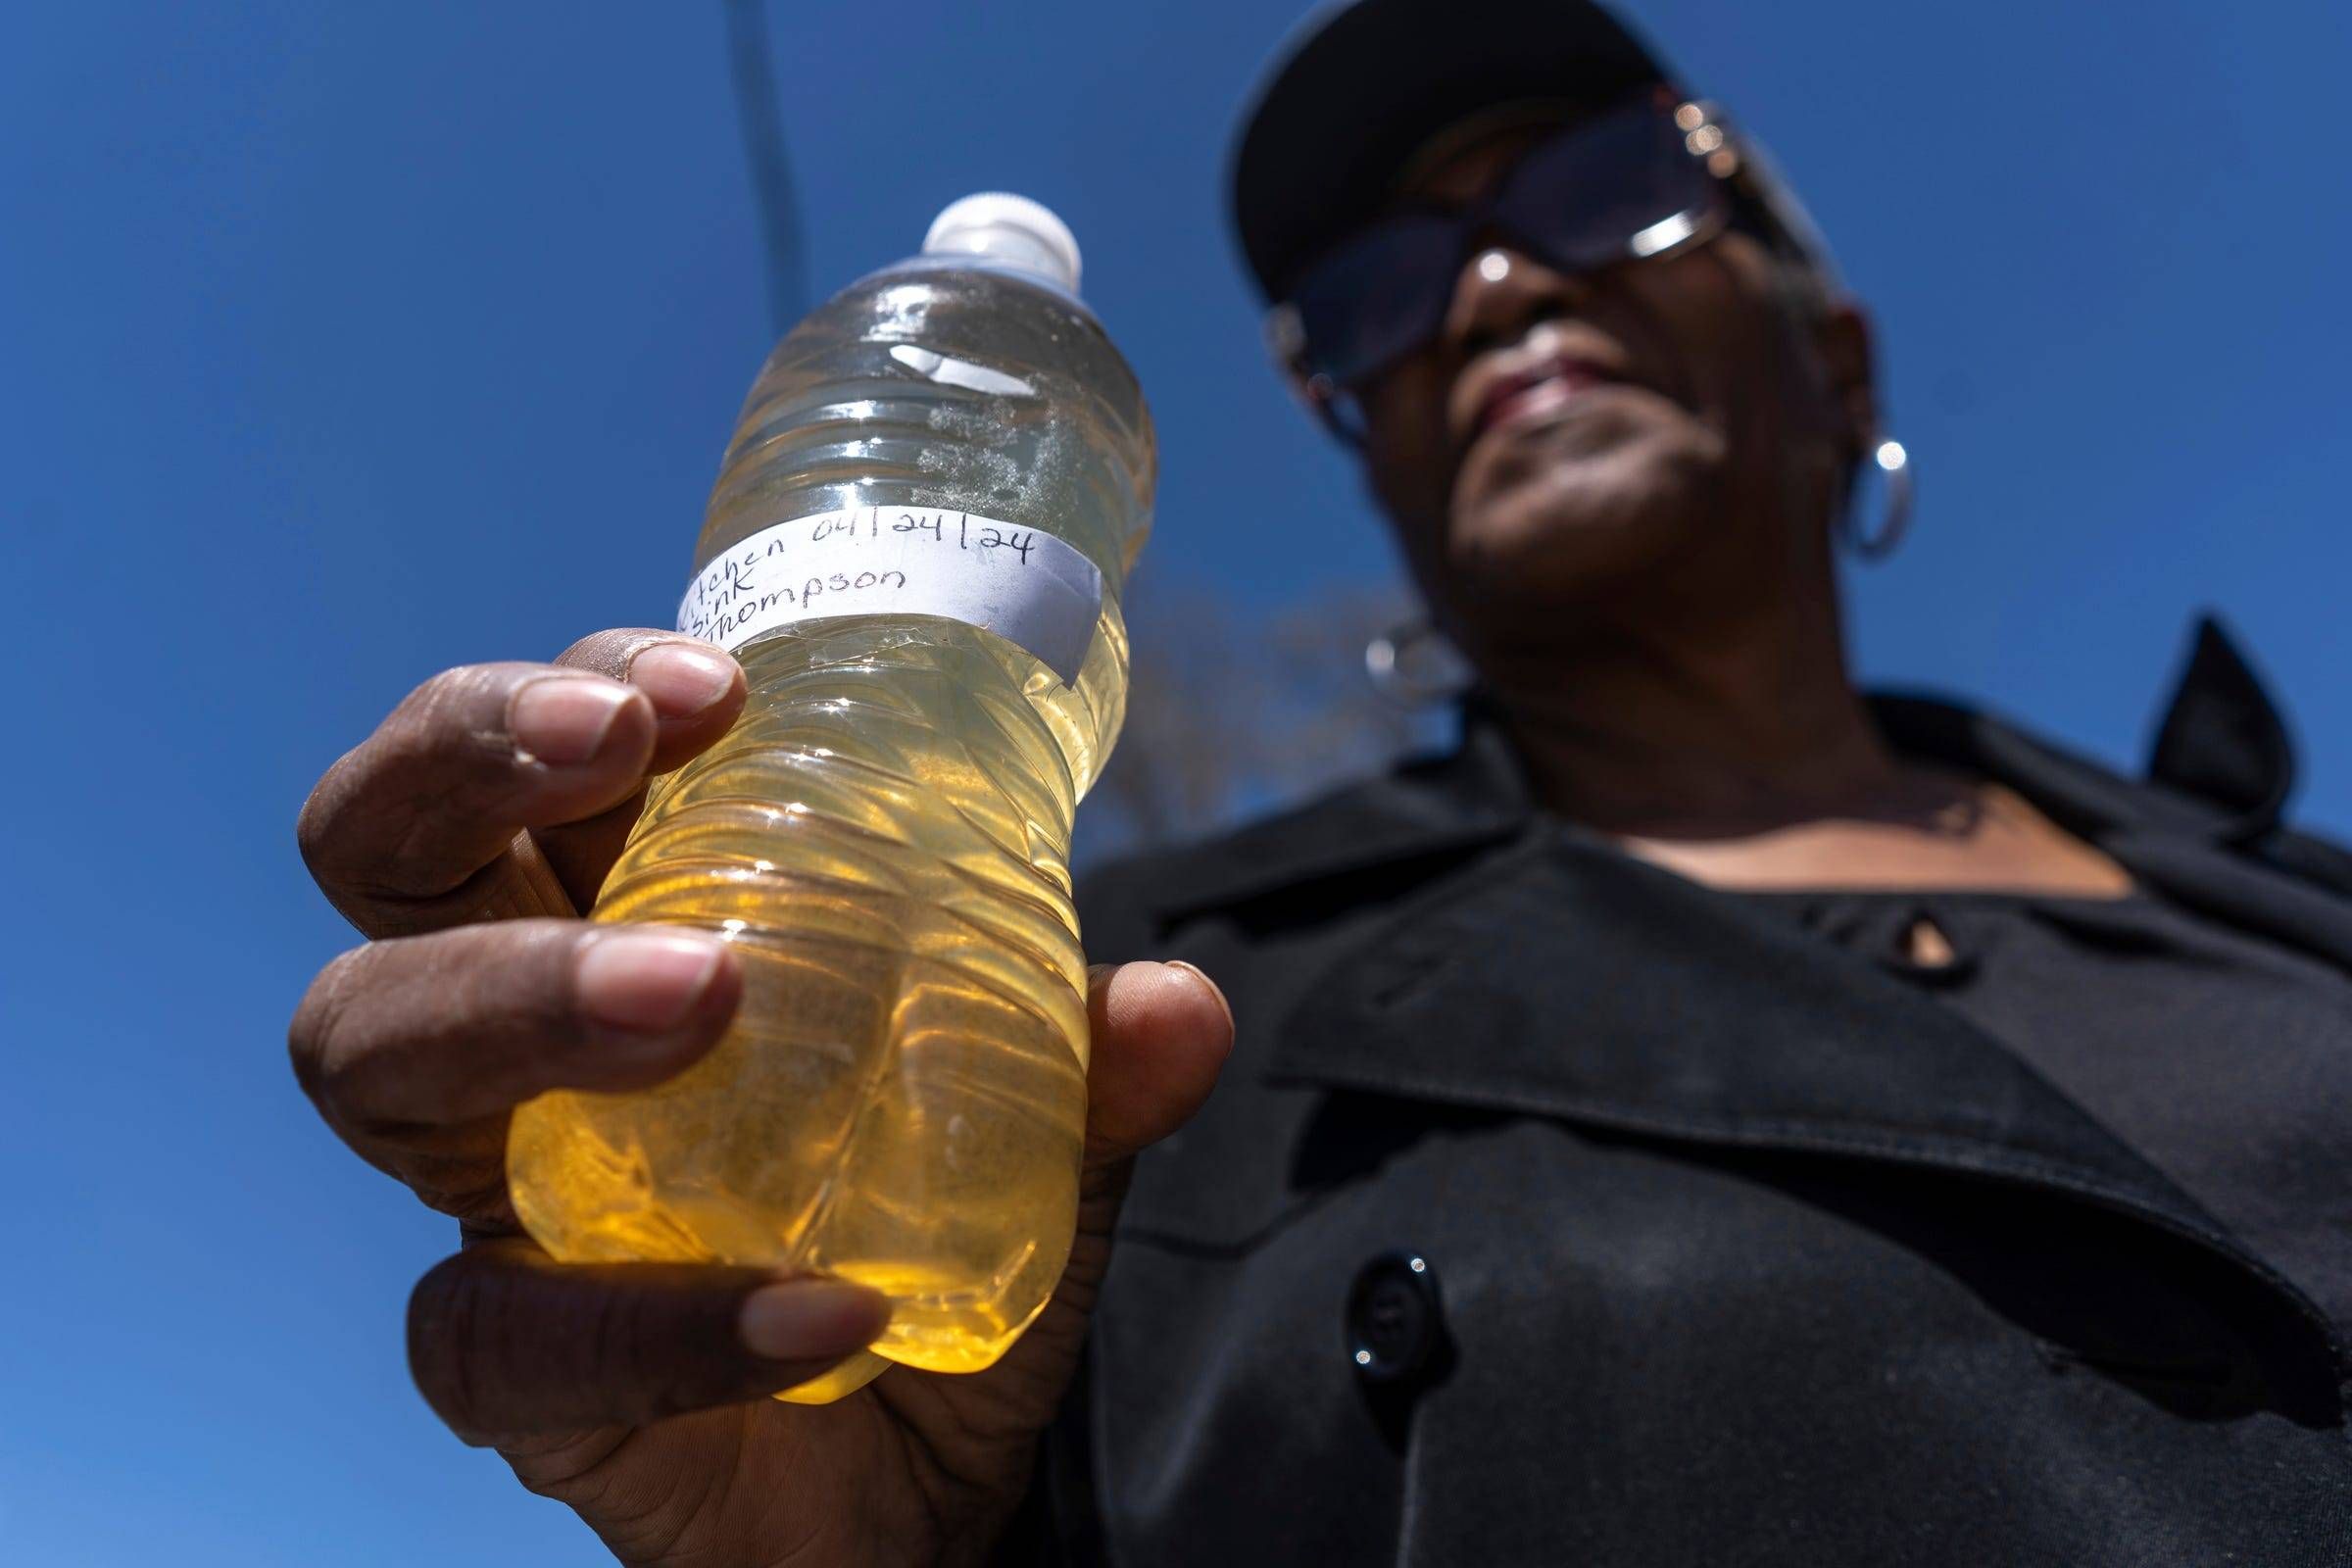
[{"xmin": 506, "ymin": 258, "xmax": 1153, "ymax": 1387}]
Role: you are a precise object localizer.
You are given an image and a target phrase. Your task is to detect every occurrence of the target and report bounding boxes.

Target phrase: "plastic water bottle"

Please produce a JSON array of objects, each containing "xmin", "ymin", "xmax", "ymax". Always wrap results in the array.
[{"xmin": 506, "ymin": 194, "xmax": 1153, "ymax": 1401}]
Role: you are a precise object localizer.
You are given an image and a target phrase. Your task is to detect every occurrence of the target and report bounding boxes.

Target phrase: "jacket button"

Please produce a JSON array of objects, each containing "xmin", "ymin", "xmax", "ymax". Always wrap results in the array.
[{"xmin": 1348, "ymin": 1251, "xmax": 1443, "ymax": 1384}]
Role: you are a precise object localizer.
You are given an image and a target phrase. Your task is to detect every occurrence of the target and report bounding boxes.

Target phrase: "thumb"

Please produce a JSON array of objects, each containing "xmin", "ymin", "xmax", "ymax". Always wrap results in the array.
[
  {"xmin": 1080, "ymin": 960, "xmax": 1233, "ymax": 1173},
  {"xmin": 882, "ymin": 961, "xmax": 1229, "ymax": 1434}
]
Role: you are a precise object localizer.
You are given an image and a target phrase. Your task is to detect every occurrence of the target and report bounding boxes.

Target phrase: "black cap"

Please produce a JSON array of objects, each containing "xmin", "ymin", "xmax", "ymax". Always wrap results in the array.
[{"xmin": 1230, "ymin": 0, "xmax": 1681, "ymax": 302}]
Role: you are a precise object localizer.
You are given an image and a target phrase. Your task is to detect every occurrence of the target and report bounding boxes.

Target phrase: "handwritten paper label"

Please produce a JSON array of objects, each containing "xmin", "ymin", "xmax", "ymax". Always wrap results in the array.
[{"xmin": 678, "ymin": 507, "xmax": 1104, "ymax": 684}]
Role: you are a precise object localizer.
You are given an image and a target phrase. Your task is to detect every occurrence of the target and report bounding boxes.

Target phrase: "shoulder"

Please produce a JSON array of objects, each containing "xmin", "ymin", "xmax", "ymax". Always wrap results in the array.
[
  {"xmin": 1073, "ymin": 772, "xmax": 1418, "ymax": 962},
  {"xmin": 1077, "ymin": 733, "xmax": 1530, "ymax": 961}
]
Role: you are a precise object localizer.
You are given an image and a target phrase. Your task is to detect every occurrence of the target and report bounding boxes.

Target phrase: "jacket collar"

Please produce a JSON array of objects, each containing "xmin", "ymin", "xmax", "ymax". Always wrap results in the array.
[
  {"xmin": 1870, "ymin": 612, "xmax": 2295, "ymax": 849},
  {"xmin": 1147, "ymin": 614, "xmax": 2350, "ymax": 972},
  {"xmin": 1868, "ymin": 617, "xmax": 2352, "ymax": 977}
]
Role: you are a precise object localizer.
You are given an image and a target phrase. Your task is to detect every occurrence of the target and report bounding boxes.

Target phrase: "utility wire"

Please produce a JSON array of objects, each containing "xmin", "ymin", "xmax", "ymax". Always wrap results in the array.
[{"xmin": 722, "ymin": 0, "xmax": 806, "ymax": 335}]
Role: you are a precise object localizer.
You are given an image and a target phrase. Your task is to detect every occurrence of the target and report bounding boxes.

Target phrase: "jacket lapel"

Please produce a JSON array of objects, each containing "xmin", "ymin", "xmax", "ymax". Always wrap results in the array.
[
  {"xmin": 1265, "ymin": 819, "xmax": 2228, "ymax": 1214},
  {"xmin": 1259, "ymin": 823, "xmax": 2341, "ymax": 1391}
]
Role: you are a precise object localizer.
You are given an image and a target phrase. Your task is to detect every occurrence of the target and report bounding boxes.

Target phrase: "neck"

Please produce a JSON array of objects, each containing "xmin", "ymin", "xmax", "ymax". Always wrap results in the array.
[{"xmin": 1470, "ymin": 578, "xmax": 1904, "ymax": 839}]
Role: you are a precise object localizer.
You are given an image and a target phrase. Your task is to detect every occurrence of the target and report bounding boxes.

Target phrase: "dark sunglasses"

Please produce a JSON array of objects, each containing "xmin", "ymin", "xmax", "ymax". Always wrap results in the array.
[{"xmin": 1267, "ymin": 97, "xmax": 1765, "ymax": 425}]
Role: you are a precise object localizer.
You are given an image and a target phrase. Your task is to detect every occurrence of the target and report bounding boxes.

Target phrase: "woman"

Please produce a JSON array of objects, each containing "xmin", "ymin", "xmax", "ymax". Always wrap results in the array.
[{"xmin": 290, "ymin": 0, "xmax": 2352, "ymax": 1561}]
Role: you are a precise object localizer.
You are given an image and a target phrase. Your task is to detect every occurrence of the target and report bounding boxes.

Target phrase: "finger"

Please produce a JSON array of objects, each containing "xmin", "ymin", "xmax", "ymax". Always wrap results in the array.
[
  {"xmin": 535, "ymin": 632, "xmax": 752, "ymax": 909},
  {"xmin": 290, "ymin": 921, "xmax": 738, "ymax": 1207},
  {"xmin": 300, "ymin": 662, "xmax": 657, "ymax": 932},
  {"xmin": 409, "ymin": 1238, "xmax": 890, "ymax": 1444},
  {"xmin": 1080, "ymin": 960, "xmax": 1233, "ymax": 1173},
  {"xmin": 549, "ymin": 629, "xmax": 748, "ymax": 771},
  {"xmin": 298, "ymin": 633, "xmax": 742, "ymax": 937}
]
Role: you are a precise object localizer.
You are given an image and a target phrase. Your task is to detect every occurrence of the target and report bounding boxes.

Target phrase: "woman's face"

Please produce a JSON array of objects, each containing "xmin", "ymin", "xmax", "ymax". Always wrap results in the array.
[{"xmin": 1350, "ymin": 119, "xmax": 1871, "ymax": 655}]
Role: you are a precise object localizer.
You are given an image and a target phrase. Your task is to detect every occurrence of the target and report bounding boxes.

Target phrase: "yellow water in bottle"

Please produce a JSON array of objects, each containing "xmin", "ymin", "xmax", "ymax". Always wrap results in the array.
[{"xmin": 506, "ymin": 194, "xmax": 1153, "ymax": 1400}]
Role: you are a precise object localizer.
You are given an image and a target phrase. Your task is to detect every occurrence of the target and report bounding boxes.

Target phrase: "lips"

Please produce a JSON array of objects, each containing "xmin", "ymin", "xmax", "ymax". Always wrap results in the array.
[{"xmin": 1469, "ymin": 355, "xmax": 1621, "ymax": 444}]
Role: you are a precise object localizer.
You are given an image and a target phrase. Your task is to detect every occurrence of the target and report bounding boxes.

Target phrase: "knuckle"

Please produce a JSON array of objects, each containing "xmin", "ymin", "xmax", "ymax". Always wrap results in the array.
[
  {"xmin": 294, "ymin": 761, "xmax": 353, "ymax": 879},
  {"xmin": 295, "ymin": 663, "xmax": 526, "ymax": 897},
  {"xmin": 408, "ymin": 1253, "xmax": 501, "ymax": 1441},
  {"xmin": 602, "ymin": 1276, "xmax": 669, "ymax": 1401},
  {"xmin": 555, "ymin": 627, "xmax": 668, "ymax": 679},
  {"xmin": 475, "ymin": 915, "xmax": 580, "ymax": 1004},
  {"xmin": 402, "ymin": 663, "xmax": 515, "ymax": 756},
  {"xmin": 471, "ymin": 924, "xmax": 591, "ymax": 1060},
  {"xmin": 288, "ymin": 945, "xmax": 371, "ymax": 1107}
]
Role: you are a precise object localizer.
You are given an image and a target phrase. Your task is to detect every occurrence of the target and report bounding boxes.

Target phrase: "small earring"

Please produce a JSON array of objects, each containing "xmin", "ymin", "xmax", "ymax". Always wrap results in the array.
[
  {"xmin": 1365, "ymin": 620, "xmax": 1473, "ymax": 709},
  {"xmin": 1843, "ymin": 439, "xmax": 1915, "ymax": 562}
]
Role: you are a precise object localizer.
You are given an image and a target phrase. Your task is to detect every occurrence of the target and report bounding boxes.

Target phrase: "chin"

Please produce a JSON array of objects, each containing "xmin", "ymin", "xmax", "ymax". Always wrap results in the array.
[{"xmin": 1445, "ymin": 420, "xmax": 1719, "ymax": 612}]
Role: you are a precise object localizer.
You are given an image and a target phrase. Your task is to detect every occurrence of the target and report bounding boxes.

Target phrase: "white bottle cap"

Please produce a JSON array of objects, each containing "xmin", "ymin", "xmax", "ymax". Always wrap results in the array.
[{"xmin": 922, "ymin": 192, "xmax": 1083, "ymax": 295}]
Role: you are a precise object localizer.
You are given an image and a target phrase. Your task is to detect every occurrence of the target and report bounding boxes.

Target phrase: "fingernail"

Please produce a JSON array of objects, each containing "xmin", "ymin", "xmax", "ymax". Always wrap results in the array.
[
  {"xmin": 1165, "ymin": 960, "xmax": 1235, "ymax": 1034},
  {"xmin": 739, "ymin": 1280, "xmax": 891, "ymax": 1360},
  {"xmin": 630, "ymin": 642, "xmax": 737, "ymax": 716},
  {"xmin": 576, "ymin": 930, "xmax": 726, "ymax": 1033},
  {"xmin": 511, "ymin": 678, "xmax": 632, "ymax": 766}
]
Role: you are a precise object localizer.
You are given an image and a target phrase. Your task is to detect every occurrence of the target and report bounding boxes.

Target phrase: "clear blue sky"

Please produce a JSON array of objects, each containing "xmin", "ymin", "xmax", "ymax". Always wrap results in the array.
[{"xmin": 3, "ymin": 2, "xmax": 2347, "ymax": 1561}]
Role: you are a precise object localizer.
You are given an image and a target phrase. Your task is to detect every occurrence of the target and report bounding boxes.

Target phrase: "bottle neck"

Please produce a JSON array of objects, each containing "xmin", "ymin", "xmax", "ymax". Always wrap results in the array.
[{"xmin": 871, "ymin": 253, "xmax": 1095, "ymax": 316}]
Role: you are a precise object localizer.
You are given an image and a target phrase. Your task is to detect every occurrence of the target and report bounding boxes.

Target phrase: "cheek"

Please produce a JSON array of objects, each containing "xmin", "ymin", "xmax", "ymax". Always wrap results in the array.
[
  {"xmin": 1613, "ymin": 247, "xmax": 1756, "ymax": 397},
  {"xmin": 1359, "ymin": 364, "xmax": 1456, "ymax": 501},
  {"xmin": 1638, "ymin": 253, "xmax": 1804, "ymax": 449}
]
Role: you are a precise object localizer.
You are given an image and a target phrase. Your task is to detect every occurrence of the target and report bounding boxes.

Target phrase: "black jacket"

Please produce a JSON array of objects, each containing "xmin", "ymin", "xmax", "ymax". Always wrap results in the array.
[{"xmin": 1034, "ymin": 619, "xmax": 2352, "ymax": 1566}]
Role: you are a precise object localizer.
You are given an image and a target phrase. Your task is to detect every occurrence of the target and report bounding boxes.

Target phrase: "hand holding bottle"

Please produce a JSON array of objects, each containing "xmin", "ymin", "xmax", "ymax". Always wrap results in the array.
[{"xmin": 291, "ymin": 628, "xmax": 1231, "ymax": 1563}]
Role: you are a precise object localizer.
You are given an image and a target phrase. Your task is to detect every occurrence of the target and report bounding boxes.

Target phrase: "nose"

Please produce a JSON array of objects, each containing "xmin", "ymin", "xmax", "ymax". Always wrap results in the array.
[{"xmin": 1446, "ymin": 243, "xmax": 1590, "ymax": 362}]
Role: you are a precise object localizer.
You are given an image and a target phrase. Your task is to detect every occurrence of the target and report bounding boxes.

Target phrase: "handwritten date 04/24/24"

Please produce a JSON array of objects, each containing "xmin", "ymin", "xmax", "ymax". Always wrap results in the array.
[{"xmin": 679, "ymin": 507, "xmax": 1057, "ymax": 650}]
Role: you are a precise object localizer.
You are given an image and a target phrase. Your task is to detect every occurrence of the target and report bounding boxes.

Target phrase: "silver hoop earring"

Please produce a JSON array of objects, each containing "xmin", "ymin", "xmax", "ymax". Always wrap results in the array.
[
  {"xmin": 1843, "ymin": 439, "xmax": 1915, "ymax": 562},
  {"xmin": 1365, "ymin": 620, "xmax": 1474, "ymax": 710}
]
